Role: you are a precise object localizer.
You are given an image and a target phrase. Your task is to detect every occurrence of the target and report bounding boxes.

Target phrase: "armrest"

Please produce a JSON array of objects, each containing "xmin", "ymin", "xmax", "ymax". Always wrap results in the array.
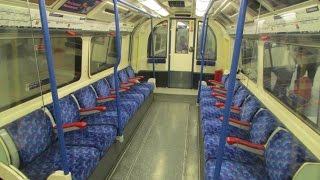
[
  {"xmin": 128, "ymin": 79, "xmax": 140, "ymax": 83},
  {"xmin": 219, "ymin": 116, "xmax": 251, "ymax": 130},
  {"xmin": 54, "ymin": 122, "xmax": 87, "ymax": 132},
  {"xmin": 79, "ymin": 106, "xmax": 106, "ymax": 116},
  {"xmin": 215, "ymin": 102, "xmax": 240, "ymax": 114},
  {"xmin": 208, "ymin": 80, "xmax": 224, "ymax": 85},
  {"xmin": 227, "ymin": 137, "xmax": 265, "ymax": 155},
  {"xmin": 212, "ymin": 87, "xmax": 227, "ymax": 94},
  {"xmin": 129, "ymin": 75, "xmax": 144, "ymax": 80},
  {"xmin": 212, "ymin": 92, "xmax": 226, "ymax": 101},
  {"xmin": 111, "ymin": 87, "xmax": 130, "ymax": 94},
  {"xmin": 97, "ymin": 95, "xmax": 116, "ymax": 103},
  {"xmin": 120, "ymin": 82, "xmax": 136, "ymax": 87}
]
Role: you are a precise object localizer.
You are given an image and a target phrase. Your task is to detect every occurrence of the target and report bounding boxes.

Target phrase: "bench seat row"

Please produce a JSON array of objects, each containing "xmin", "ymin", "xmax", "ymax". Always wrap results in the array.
[
  {"xmin": 199, "ymin": 75, "xmax": 318, "ymax": 180},
  {"xmin": 0, "ymin": 66, "xmax": 154, "ymax": 180}
]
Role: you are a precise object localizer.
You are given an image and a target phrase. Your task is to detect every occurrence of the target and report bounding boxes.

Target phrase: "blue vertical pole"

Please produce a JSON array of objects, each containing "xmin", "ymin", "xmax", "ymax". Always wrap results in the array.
[
  {"xmin": 38, "ymin": 0, "xmax": 69, "ymax": 174},
  {"xmin": 213, "ymin": 0, "xmax": 248, "ymax": 179},
  {"xmin": 150, "ymin": 17, "xmax": 155, "ymax": 78},
  {"xmin": 113, "ymin": 0, "xmax": 122, "ymax": 136},
  {"xmin": 197, "ymin": 15, "xmax": 208, "ymax": 103}
]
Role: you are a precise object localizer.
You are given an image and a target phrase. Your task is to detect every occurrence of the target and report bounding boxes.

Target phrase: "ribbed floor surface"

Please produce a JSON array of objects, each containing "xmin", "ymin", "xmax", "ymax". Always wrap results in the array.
[{"xmin": 108, "ymin": 100, "xmax": 200, "ymax": 180}]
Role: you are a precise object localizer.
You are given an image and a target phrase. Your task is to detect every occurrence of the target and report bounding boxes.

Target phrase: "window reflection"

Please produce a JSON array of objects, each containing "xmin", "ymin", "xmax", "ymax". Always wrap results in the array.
[
  {"xmin": 0, "ymin": 36, "xmax": 81, "ymax": 112},
  {"xmin": 90, "ymin": 36, "xmax": 117, "ymax": 75},
  {"xmin": 263, "ymin": 38, "xmax": 320, "ymax": 132},
  {"xmin": 196, "ymin": 22, "xmax": 217, "ymax": 61},
  {"xmin": 240, "ymin": 39, "xmax": 258, "ymax": 82},
  {"xmin": 148, "ymin": 20, "xmax": 168, "ymax": 58}
]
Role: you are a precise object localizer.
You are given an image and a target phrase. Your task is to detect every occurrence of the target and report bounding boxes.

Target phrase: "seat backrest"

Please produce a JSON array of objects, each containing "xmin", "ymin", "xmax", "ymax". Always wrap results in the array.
[
  {"xmin": 92, "ymin": 79, "xmax": 111, "ymax": 97},
  {"xmin": 239, "ymin": 96, "xmax": 261, "ymax": 122},
  {"xmin": 126, "ymin": 66, "xmax": 135, "ymax": 78},
  {"xmin": 73, "ymin": 86, "xmax": 97, "ymax": 108},
  {"xmin": 118, "ymin": 69, "xmax": 129, "ymax": 83},
  {"xmin": 47, "ymin": 95, "xmax": 80, "ymax": 124},
  {"xmin": 106, "ymin": 74, "xmax": 118, "ymax": 89},
  {"xmin": 232, "ymin": 86, "xmax": 250, "ymax": 107},
  {"xmin": 221, "ymin": 74, "xmax": 229, "ymax": 84},
  {"xmin": 5, "ymin": 109, "xmax": 55, "ymax": 167},
  {"xmin": 265, "ymin": 130, "xmax": 316, "ymax": 179},
  {"xmin": 249, "ymin": 109, "xmax": 278, "ymax": 144}
]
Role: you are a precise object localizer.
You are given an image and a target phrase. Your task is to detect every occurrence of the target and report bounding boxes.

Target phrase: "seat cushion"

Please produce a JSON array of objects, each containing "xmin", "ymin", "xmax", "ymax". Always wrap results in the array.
[
  {"xmin": 201, "ymin": 118, "xmax": 247, "ymax": 137},
  {"xmin": 64, "ymin": 125, "xmax": 116, "ymax": 155},
  {"xmin": 21, "ymin": 145, "xmax": 100, "ymax": 180},
  {"xmin": 201, "ymin": 106, "xmax": 240, "ymax": 122},
  {"xmin": 99, "ymin": 100, "xmax": 139, "ymax": 117},
  {"xmin": 204, "ymin": 134, "xmax": 263, "ymax": 164},
  {"xmin": 83, "ymin": 111, "xmax": 130, "ymax": 130},
  {"xmin": 205, "ymin": 159, "xmax": 267, "ymax": 180}
]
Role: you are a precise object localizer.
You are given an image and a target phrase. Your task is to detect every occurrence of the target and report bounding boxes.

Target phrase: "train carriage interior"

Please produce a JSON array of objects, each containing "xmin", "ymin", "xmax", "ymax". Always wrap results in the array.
[{"xmin": 1, "ymin": 0, "xmax": 320, "ymax": 180}]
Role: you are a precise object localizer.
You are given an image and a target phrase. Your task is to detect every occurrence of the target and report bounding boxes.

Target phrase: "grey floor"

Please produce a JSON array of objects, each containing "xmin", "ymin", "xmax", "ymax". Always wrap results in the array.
[{"xmin": 108, "ymin": 95, "xmax": 200, "ymax": 180}]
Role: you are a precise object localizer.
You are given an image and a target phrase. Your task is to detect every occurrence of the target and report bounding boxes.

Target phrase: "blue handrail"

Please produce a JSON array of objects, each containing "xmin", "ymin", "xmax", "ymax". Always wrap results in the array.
[
  {"xmin": 197, "ymin": 15, "xmax": 208, "ymax": 103},
  {"xmin": 38, "ymin": 0, "xmax": 70, "ymax": 174},
  {"xmin": 150, "ymin": 17, "xmax": 155, "ymax": 78},
  {"xmin": 113, "ymin": 0, "xmax": 123, "ymax": 136},
  {"xmin": 213, "ymin": 0, "xmax": 248, "ymax": 179}
]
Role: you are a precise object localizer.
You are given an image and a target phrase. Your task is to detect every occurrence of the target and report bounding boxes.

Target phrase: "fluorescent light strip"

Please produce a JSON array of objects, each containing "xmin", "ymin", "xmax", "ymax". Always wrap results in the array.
[
  {"xmin": 196, "ymin": 0, "xmax": 212, "ymax": 17},
  {"xmin": 139, "ymin": 0, "xmax": 169, "ymax": 17}
]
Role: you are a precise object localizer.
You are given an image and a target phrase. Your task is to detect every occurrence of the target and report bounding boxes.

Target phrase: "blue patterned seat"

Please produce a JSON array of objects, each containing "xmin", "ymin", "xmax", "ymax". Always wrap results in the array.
[
  {"xmin": 92, "ymin": 78, "xmax": 144, "ymax": 106},
  {"xmin": 106, "ymin": 74, "xmax": 147, "ymax": 103},
  {"xmin": 204, "ymin": 110, "xmax": 278, "ymax": 162},
  {"xmin": 5, "ymin": 109, "xmax": 100, "ymax": 180},
  {"xmin": 205, "ymin": 130, "xmax": 316, "ymax": 180},
  {"xmin": 201, "ymin": 96, "xmax": 261, "ymax": 136},
  {"xmin": 125, "ymin": 66, "xmax": 155, "ymax": 91},
  {"xmin": 73, "ymin": 85, "xmax": 137, "ymax": 118},
  {"xmin": 118, "ymin": 69, "xmax": 151, "ymax": 97},
  {"xmin": 124, "ymin": 67, "xmax": 155, "ymax": 91},
  {"xmin": 47, "ymin": 96, "xmax": 118, "ymax": 153},
  {"xmin": 200, "ymin": 79, "xmax": 241, "ymax": 99}
]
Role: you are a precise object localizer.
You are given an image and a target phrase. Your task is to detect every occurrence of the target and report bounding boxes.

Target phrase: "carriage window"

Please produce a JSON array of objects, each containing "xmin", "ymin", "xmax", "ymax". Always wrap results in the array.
[
  {"xmin": 175, "ymin": 21, "xmax": 189, "ymax": 54},
  {"xmin": 196, "ymin": 21, "xmax": 217, "ymax": 65},
  {"xmin": 240, "ymin": 39, "xmax": 258, "ymax": 82},
  {"xmin": 263, "ymin": 37, "xmax": 320, "ymax": 134},
  {"xmin": 90, "ymin": 36, "xmax": 117, "ymax": 75},
  {"xmin": 0, "ymin": 36, "xmax": 82, "ymax": 112},
  {"xmin": 147, "ymin": 20, "xmax": 168, "ymax": 59}
]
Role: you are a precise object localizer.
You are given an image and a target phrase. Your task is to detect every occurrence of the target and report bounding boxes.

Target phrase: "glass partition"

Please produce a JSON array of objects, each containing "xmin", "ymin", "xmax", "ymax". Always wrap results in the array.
[
  {"xmin": 90, "ymin": 36, "xmax": 117, "ymax": 75},
  {"xmin": 240, "ymin": 39, "xmax": 258, "ymax": 82},
  {"xmin": 263, "ymin": 35, "xmax": 320, "ymax": 133},
  {"xmin": 0, "ymin": 34, "xmax": 82, "ymax": 112}
]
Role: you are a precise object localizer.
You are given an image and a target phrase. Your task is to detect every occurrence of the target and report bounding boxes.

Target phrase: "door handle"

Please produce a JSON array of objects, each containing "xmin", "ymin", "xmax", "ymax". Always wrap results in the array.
[{"xmin": 189, "ymin": 47, "xmax": 194, "ymax": 52}]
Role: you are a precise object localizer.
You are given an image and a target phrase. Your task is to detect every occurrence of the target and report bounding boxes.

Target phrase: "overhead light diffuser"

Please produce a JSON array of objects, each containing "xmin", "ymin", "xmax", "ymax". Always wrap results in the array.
[
  {"xmin": 140, "ymin": 0, "xmax": 169, "ymax": 17},
  {"xmin": 196, "ymin": 0, "xmax": 212, "ymax": 17}
]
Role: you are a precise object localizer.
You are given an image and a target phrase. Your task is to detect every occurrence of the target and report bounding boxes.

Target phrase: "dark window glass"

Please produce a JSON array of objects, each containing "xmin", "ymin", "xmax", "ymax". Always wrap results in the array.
[{"xmin": 267, "ymin": 0, "xmax": 308, "ymax": 10}]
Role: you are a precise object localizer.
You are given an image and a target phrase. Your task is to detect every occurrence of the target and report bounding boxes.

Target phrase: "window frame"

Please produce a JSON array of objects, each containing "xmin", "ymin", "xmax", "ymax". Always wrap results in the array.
[
  {"xmin": 147, "ymin": 20, "xmax": 168, "ymax": 60},
  {"xmin": 196, "ymin": 21, "xmax": 217, "ymax": 63}
]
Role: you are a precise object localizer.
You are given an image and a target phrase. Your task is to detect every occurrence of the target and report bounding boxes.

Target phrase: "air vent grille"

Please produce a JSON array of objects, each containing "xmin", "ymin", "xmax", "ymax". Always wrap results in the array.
[
  {"xmin": 174, "ymin": 13, "xmax": 190, "ymax": 17},
  {"xmin": 168, "ymin": 1, "xmax": 185, "ymax": 7}
]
